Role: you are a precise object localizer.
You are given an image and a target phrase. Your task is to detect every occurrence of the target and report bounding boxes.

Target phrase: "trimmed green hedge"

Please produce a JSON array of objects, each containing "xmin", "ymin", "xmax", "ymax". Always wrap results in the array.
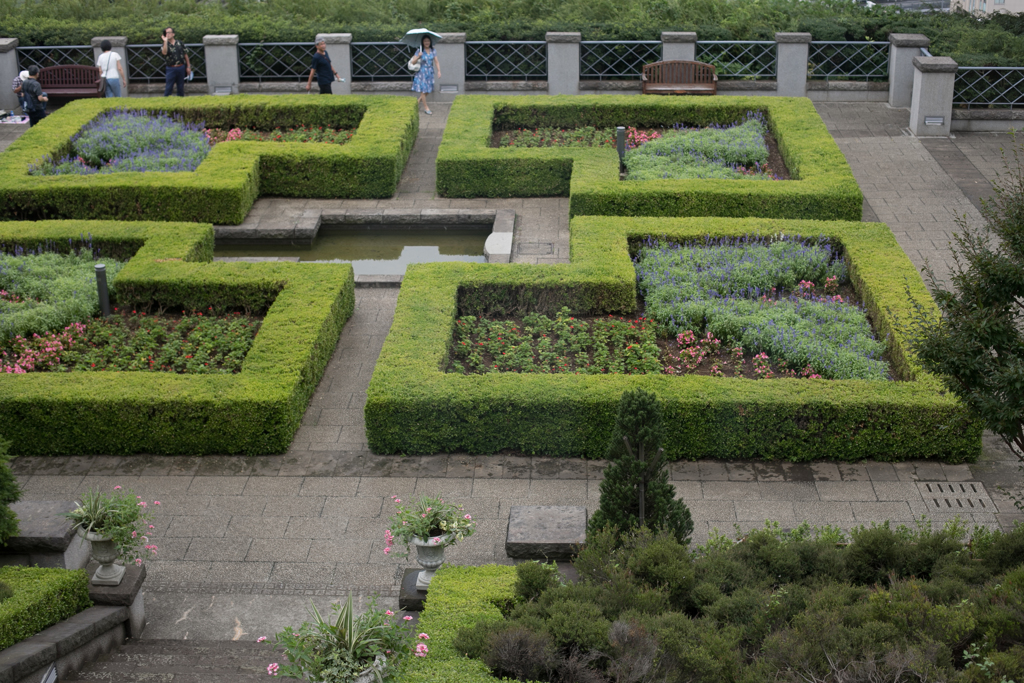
[
  {"xmin": 366, "ymin": 216, "xmax": 981, "ymax": 463},
  {"xmin": 0, "ymin": 96, "xmax": 418, "ymax": 225},
  {"xmin": 400, "ymin": 565, "xmax": 515, "ymax": 683},
  {"xmin": 0, "ymin": 566, "xmax": 92, "ymax": 651},
  {"xmin": 436, "ymin": 96, "xmax": 862, "ymax": 221},
  {"xmin": 0, "ymin": 220, "xmax": 354, "ymax": 455}
]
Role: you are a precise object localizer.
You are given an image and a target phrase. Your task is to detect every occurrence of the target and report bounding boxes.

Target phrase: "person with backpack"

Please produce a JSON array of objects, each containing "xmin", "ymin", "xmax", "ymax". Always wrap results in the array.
[{"xmin": 20, "ymin": 66, "xmax": 48, "ymax": 127}]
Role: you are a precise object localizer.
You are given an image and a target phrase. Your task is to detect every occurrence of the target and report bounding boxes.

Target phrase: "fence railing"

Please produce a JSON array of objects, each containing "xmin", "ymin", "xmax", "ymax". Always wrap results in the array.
[
  {"xmin": 239, "ymin": 42, "xmax": 310, "ymax": 82},
  {"xmin": 580, "ymin": 41, "xmax": 661, "ymax": 80},
  {"xmin": 351, "ymin": 42, "xmax": 414, "ymax": 81},
  {"xmin": 696, "ymin": 41, "xmax": 776, "ymax": 79},
  {"xmin": 954, "ymin": 66, "xmax": 1024, "ymax": 110},
  {"xmin": 127, "ymin": 44, "xmax": 206, "ymax": 83},
  {"xmin": 808, "ymin": 41, "xmax": 889, "ymax": 81},
  {"xmin": 466, "ymin": 41, "xmax": 546, "ymax": 81},
  {"xmin": 16, "ymin": 45, "xmax": 94, "ymax": 70}
]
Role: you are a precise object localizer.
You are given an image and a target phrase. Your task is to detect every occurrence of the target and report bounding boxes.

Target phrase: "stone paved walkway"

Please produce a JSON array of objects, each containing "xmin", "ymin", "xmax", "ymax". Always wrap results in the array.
[{"xmin": 7, "ymin": 101, "xmax": 1024, "ymax": 642}]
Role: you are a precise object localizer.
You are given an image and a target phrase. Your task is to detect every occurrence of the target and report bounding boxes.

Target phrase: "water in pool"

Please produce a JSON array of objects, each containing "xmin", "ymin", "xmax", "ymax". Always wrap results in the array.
[{"xmin": 214, "ymin": 227, "xmax": 489, "ymax": 275}]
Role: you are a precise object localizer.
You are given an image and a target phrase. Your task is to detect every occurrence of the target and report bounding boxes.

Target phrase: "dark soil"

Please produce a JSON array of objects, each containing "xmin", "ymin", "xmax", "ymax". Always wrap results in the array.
[{"xmin": 488, "ymin": 125, "xmax": 791, "ymax": 179}]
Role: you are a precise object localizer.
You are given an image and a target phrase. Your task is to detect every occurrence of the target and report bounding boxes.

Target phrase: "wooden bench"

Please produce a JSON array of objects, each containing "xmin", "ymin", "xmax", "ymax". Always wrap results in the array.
[
  {"xmin": 642, "ymin": 60, "xmax": 717, "ymax": 96},
  {"xmin": 38, "ymin": 65, "xmax": 104, "ymax": 99}
]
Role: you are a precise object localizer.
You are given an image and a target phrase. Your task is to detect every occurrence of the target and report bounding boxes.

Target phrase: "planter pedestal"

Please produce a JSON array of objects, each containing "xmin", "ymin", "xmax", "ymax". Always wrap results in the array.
[
  {"xmin": 398, "ymin": 568, "xmax": 428, "ymax": 612},
  {"xmin": 81, "ymin": 532, "xmax": 125, "ymax": 587}
]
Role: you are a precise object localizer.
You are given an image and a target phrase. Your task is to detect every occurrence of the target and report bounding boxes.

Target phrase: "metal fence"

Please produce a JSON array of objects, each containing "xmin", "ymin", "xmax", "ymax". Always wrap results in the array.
[
  {"xmin": 808, "ymin": 41, "xmax": 889, "ymax": 81},
  {"xmin": 238, "ymin": 42, "xmax": 311, "ymax": 82},
  {"xmin": 16, "ymin": 45, "xmax": 94, "ymax": 70},
  {"xmin": 954, "ymin": 66, "xmax": 1024, "ymax": 110},
  {"xmin": 466, "ymin": 41, "xmax": 546, "ymax": 80},
  {"xmin": 696, "ymin": 41, "xmax": 776, "ymax": 79},
  {"xmin": 351, "ymin": 42, "xmax": 414, "ymax": 82},
  {"xmin": 580, "ymin": 41, "xmax": 661, "ymax": 80},
  {"xmin": 126, "ymin": 44, "xmax": 206, "ymax": 83}
]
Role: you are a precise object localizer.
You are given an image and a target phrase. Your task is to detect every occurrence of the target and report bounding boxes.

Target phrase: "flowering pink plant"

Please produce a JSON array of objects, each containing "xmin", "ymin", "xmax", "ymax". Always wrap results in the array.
[
  {"xmin": 63, "ymin": 486, "xmax": 159, "ymax": 565},
  {"xmin": 383, "ymin": 495, "xmax": 476, "ymax": 557}
]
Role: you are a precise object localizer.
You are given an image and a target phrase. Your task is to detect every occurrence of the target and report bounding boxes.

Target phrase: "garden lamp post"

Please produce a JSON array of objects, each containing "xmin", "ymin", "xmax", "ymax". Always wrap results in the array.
[
  {"xmin": 616, "ymin": 126, "xmax": 626, "ymax": 168},
  {"xmin": 95, "ymin": 264, "xmax": 111, "ymax": 317}
]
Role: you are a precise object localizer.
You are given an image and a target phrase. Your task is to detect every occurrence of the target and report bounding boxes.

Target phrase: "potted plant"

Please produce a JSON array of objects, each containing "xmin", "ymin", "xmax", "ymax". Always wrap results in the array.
[
  {"xmin": 269, "ymin": 593, "xmax": 428, "ymax": 682},
  {"xmin": 63, "ymin": 486, "xmax": 159, "ymax": 586},
  {"xmin": 383, "ymin": 495, "xmax": 475, "ymax": 590}
]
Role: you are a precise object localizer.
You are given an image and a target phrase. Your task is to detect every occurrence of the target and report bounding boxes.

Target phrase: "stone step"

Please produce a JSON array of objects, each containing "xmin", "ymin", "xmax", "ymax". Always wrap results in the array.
[{"xmin": 64, "ymin": 640, "xmax": 281, "ymax": 682}]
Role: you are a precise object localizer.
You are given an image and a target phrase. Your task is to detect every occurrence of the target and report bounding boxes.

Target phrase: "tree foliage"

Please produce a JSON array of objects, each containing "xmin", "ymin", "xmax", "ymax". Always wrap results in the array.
[
  {"xmin": 0, "ymin": 439, "xmax": 21, "ymax": 546},
  {"xmin": 904, "ymin": 134, "xmax": 1024, "ymax": 464},
  {"xmin": 587, "ymin": 389, "xmax": 694, "ymax": 544}
]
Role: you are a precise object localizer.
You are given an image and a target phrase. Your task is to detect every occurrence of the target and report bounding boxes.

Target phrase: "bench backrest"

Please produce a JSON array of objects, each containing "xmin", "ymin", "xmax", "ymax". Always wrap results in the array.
[
  {"xmin": 39, "ymin": 65, "xmax": 101, "ymax": 88},
  {"xmin": 643, "ymin": 60, "xmax": 716, "ymax": 84}
]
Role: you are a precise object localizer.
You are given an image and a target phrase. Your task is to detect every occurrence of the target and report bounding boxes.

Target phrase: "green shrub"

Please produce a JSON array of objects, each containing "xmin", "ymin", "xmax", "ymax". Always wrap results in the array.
[
  {"xmin": 0, "ymin": 96, "xmax": 417, "ymax": 224},
  {"xmin": 0, "ymin": 220, "xmax": 354, "ymax": 455},
  {"xmin": 588, "ymin": 389, "xmax": 694, "ymax": 544},
  {"xmin": 513, "ymin": 561, "xmax": 560, "ymax": 603},
  {"xmin": 0, "ymin": 582, "xmax": 12, "ymax": 603},
  {"xmin": 436, "ymin": 96, "xmax": 862, "ymax": 221},
  {"xmin": 367, "ymin": 216, "xmax": 980, "ymax": 462},
  {"xmin": 0, "ymin": 566, "xmax": 91, "ymax": 650},
  {"xmin": 0, "ymin": 438, "xmax": 20, "ymax": 545}
]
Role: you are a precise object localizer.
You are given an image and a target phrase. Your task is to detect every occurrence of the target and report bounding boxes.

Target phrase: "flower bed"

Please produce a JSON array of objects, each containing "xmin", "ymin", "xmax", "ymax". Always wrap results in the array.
[
  {"xmin": 1, "ymin": 308, "xmax": 260, "ymax": 374},
  {"xmin": 206, "ymin": 125, "xmax": 355, "ymax": 146},
  {"xmin": 437, "ymin": 95, "xmax": 860, "ymax": 220},
  {"xmin": 0, "ymin": 95, "xmax": 417, "ymax": 224},
  {"xmin": 0, "ymin": 219, "xmax": 354, "ymax": 455},
  {"xmin": 437, "ymin": 523, "xmax": 1024, "ymax": 683},
  {"xmin": 366, "ymin": 216, "xmax": 981, "ymax": 463},
  {"xmin": 0, "ymin": 245, "xmax": 126, "ymax": 341},
  {"xmin": 29, "ymin": 109, "xmax": 209, "ymax": 176},
  {"xmin": 637, "ymin": 235, "xmax": 888, "ymax": 380}
]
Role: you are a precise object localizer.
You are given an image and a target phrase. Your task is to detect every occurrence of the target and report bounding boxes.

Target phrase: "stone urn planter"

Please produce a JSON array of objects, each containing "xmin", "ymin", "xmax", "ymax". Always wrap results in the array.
[
  {"xmin": 78, "ymin": 529, "xmax": 126, "ymax": 586},
  {"xmin": 411, "ymin": 534, "xmax": 452, "ymax": 590}
]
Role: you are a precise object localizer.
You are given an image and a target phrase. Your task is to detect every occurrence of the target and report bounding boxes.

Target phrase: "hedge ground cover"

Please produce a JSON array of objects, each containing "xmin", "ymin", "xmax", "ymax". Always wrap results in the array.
[
  {"xmin": 365, "ymin": 216, "xmax": 981, "ymax": 463},
  {"xmin": 0, "ymin": 566, "xmax": 91, "ymax": 651},
  {"xmin": 0, "ymin": 95, "xmax": 418, "ymax": 225},
  {"xmin": 436, "ymin": 95, "xmax": 861, "ymax": 221},
  {"xmin": 0, "ymin": 220, "xmax": 354, "ymax": 455}
]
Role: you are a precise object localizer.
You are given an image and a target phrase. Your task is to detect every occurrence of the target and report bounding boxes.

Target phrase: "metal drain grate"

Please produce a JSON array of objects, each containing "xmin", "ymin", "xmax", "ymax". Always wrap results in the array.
[{"xmin": 918, "ymin": 482, "xmax": 992, "ymax": 511}]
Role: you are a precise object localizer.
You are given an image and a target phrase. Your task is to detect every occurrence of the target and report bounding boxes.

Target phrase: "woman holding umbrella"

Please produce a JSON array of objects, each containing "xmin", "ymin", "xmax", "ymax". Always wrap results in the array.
[{"xmin": 406, "ymin": 29, "xmax": 441, "ymax": 115}]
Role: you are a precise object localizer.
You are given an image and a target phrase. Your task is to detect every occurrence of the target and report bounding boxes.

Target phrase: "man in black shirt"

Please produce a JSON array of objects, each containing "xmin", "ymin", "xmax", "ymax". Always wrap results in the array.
[
  {"xmin": 20, "ymin": 66, "xmax": 49, "ymax": 127},
  {"xmin": 306, "ymin": 39, "xmax": 339, "ymax": 94},
  {"xmin": 160, "ymin": 27, "xmax": 191, "ymax": 97}
]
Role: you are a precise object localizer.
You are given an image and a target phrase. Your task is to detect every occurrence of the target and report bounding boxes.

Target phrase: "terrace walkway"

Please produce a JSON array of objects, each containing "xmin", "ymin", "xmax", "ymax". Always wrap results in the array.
[{"xmin": 7, "ymin": 101, "xmax": 1023, "ymax": 644}]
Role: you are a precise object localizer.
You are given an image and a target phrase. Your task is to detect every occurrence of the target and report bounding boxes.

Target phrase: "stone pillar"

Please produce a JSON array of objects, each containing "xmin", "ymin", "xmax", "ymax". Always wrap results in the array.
[
  {"xmin": 909, "ymin": 55, "xmax": 957, "ymax": 137},
  {"xmin": 888, "ymin": 33, "xmax": 930, "ymax": 109},
  {"xmin": 0, "ymin": 38, "xmax": 18, "ymax": 112},
  {"xmin": 661, "ymin": 32, "xmax": 696, "ymax": 62},
  {"xmin": 202, "ymin": 34, "xmax": 240, "ymax": 95},
  {"xmin": 546, "ymin": 32, "xmax": 580, "ymax": 96},
  {"xmin": 316, "ymin": 33, "xmax": 352, "ymax": 95},
  {"xmin": 91, "ymin": 36, "xmax": 127, "ymax": 89},
  {"xmin": 775, "ymin": 33, "xmax": 811, "ymax": 97},
  {"xmin": 435, "ymin": 33, "xmax": 465, "ymax": 101}
]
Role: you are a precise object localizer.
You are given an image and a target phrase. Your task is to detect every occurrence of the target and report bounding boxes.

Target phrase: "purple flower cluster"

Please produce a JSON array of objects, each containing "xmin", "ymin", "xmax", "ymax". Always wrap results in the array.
[{"xmin": 28, "ymin": 109, "xmax": 209, "ymax": 176}]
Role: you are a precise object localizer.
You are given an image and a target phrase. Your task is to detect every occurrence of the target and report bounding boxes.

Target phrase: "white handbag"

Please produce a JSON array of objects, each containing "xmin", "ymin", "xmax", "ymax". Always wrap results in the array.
[{"xmin": 408, "ymin": 56, "xmax": 421, "ymax": 73}]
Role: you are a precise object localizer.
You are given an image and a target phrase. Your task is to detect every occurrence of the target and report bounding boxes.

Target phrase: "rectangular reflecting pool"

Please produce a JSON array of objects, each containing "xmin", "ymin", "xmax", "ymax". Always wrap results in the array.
[{"xmin": 214, "ymin": 226, "xmax": 489, "ymax": 275}]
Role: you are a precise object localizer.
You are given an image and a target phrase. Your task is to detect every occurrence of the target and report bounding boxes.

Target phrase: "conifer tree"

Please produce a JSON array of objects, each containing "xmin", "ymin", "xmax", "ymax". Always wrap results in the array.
[
  {"xmin": 587, "ymin": 389, "xmax": 693, "ymax": 544},
  {"xmin": 0, "ymin": 439, "xmax": 21, "ymax": 545}
]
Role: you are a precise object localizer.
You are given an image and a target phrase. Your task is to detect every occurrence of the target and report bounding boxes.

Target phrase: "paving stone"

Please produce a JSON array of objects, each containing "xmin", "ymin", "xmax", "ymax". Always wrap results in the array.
[
  {"xmin": 816, "ymin": 481, "xmax": 877, "ymax": 502},
  {"xmin": 702, "ymin": 481, "xmax": 761, "ymax": 500}
]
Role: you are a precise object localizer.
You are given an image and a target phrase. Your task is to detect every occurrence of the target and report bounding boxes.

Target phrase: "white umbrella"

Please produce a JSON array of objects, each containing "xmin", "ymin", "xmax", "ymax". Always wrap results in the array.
[{"xmin": 401, "ymin": 28, "xmax": 443, "ymax": 48}]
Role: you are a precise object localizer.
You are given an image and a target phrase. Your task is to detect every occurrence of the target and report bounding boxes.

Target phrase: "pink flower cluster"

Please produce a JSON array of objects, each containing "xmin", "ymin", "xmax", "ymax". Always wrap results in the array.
[
  {"xmin": 383, "ymin": 529, "xmax": 394, "ymax": 555},
  {"xmin": 267, "ymin": 662, "xmax": 279, "ymax": 676},
  {"xmin": 667, "ymin": 329, "xmax": 722, "ymax": 373},
  {"xmin": 0, "ymin": 289, "xmax": 24, "ymax": 303},
  {"xmin": 752, "ymin": 352, "xmax": 774, "ymax": 379},
  {"xmin": 625, "ymin": 127, "xmax": 662, "ymax": 149},
  {"xmin": 2, "ymin": 323, "xmax": 85, "ymax": 373}
]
